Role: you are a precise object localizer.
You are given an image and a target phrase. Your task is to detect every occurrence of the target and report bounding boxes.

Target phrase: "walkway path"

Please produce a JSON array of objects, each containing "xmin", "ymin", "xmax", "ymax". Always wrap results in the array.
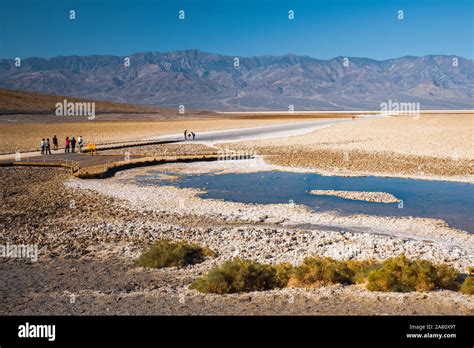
[{"xmin": 0, "ymin": 116, "xmax": 382, "ymax": 176}]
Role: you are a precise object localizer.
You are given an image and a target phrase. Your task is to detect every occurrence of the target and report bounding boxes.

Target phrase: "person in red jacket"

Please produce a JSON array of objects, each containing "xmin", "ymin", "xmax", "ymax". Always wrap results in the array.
[{"xmin": 65, "ymin": 137, "xmax": 70, "ymax": 153}]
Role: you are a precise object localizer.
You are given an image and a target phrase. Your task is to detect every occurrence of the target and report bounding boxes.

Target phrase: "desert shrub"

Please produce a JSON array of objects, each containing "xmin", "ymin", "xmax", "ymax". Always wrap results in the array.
[
  {"xmin": 346, "ymin": 259, "xmax": 380, "ymax": 284},
  {"xmin": 287, "ymin": 257, "xmax": 380, "ymax": 287},
  {"xmin": 290, "ymin": 257, "xmax": 355, "ymax": 287},
  {"xmin": 460, "ymin": 276, "xmax": 474, "ymax": 295},
  {"xmin": 274, "ymin": 262, "xmax": 294, "ymax": 287},
  {"xmin": 190, "ymin": 254, "xmax": 463, "ymax": 294},
  {"xmin": 434, "ymin": 264, "xmax": 460, "ymax": 291},
  {"xmin": 190, "ymin": 258, "xmax": 288, "ymax": 294},
  {"xmin": 135, "ymin": 240, "xmax": 213, "ymax": 269},
  {"xmin": 410, "ymin": 259, "xmax": 440, "ymax": 291},
  {"xmin": 366, "ymin": 254, "xmax": 459, "ymax": 292}
]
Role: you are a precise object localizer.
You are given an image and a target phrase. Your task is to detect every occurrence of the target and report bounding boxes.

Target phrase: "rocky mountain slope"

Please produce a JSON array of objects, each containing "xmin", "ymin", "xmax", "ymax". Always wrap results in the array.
[{"xmin": 1, "ymin": 50, "xmax": 472, "ymax": 110}]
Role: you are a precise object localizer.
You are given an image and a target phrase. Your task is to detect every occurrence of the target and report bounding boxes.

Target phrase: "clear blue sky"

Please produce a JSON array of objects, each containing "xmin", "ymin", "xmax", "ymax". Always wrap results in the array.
[{"xmin": 1, "ymin": 0, "xmax": 473, "ymax": 60}]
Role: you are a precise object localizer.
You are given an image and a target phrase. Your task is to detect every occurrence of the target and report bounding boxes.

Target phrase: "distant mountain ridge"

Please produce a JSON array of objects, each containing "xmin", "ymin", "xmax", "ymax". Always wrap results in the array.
[{"xmin": 0, "ymin": 50, "xmax": 472, "ymax": 111}]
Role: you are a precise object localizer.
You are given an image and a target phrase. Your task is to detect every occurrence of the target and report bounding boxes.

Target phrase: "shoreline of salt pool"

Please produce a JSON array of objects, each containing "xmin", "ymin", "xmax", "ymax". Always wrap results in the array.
[
  {"xmin": 134, "ymin": 169, "xmax": 474, "ymax": 234},
  {"xmin": 65, "ymin": 164, "xmax": 474, "ymax": 272}
]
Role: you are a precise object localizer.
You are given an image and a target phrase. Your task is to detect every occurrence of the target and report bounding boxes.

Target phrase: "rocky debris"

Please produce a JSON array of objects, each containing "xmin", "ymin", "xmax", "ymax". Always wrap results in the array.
[
  {"xmin": 65, "ymin": 168, "xmax": 474, "ymax": 271},
  {"xmin": 1, "ymin": 166, "xmax": 473, "ymax": 316}
]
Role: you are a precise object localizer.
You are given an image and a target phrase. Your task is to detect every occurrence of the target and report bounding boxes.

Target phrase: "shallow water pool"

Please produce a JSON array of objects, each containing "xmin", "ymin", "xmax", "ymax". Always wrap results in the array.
[{"xmin": 136, "ymin": 171, "xmax": 474, "ymax": 233}]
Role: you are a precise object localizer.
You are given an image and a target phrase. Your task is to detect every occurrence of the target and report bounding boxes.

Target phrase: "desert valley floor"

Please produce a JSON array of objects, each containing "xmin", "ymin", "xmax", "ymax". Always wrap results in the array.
[{"xmin": 1, "ymin": 112, "xmax": 473, "ymax": 315}]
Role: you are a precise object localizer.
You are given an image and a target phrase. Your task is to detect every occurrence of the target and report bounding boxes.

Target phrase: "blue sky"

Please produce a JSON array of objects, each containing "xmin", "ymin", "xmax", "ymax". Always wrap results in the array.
[{"xmin": 0, "ymin": 0, "xmax": 473, "ymax": 60}]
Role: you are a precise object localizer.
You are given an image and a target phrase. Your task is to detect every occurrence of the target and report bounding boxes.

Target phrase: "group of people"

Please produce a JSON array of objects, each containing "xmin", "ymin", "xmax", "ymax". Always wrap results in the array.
[
  {"xmin": 40, "ymin": 135, "xmax": 84, "ymax": 154},
  {"xmin": 184, "ymin": 130, "xmax": 196, "ymax": 140},
  {"xmin": 64, "ymin": 136, "xmax": 84, "ymax": 153}
]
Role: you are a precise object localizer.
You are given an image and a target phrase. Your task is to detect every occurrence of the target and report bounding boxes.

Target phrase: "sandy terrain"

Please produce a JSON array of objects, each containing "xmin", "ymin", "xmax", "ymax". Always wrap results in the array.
[
  {"xmin": 222, "ymin": 114, "xmax": 474, "ymax": 182},
  {"xmin": 0, "ymin": 117, "xmax": 326, "ymax": 154},
  {"xmin": 1, "ymin": 166, "xmax": 473, "ymax": 315},
  {"xmin": 0, "ymin": 88, "xmax": 178, "ymax": 116},
  {"xmin": 229, "ymin": 114, "xmax": 474, "ymax": 159}
]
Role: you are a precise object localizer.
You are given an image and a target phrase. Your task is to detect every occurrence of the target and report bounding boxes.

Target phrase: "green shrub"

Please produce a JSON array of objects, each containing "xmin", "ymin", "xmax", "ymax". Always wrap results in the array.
[
  {"xmin": 274, "ymin": 262, "xmax": 294, "ymax": 287},
  {"xmin": 290, "ymin": 257, "xmax": 355, "ymax": 287},
  {"xmin": 135, "ymin": 240, "xmax": 213, "ymax": 269},
  {"xmin": 189, "ymin": 254, "xmax": 464, "ymax": 294},
  {"xmin": 346, "ymin": 259, "xmax": 380, "ymax": 284},
  {"xmin": 366, "ymin": 254, "xmax": 459, "ymax": 292},
  {"xmin": 435, "ymin": 264, "xmax": 460, "ymax": 291},
  {"xmin": 460, "ymin": 276, "xmax": 474, "ymax": 295},
  {"xmin": 190, "ymin": 258, "xmax": 289, "ymax": 294},
  {"xmin": 286, "ymin": 257, "xmax": 379, "ymax": 287}
]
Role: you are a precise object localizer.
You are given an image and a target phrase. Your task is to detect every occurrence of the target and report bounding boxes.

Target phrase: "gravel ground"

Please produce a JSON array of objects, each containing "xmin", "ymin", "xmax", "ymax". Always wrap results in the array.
[
  {"xmin": 67, "ymin": 164, "xmax": 474, "ymax": 270},
  {"xmin": 1, "ymin": 166, "xmax": 473, "ymax": 315}
]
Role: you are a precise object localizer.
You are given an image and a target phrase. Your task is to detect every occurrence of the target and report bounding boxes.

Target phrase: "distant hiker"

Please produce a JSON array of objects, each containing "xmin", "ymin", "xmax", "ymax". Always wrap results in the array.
[
  {"xmin": 65, "ymin": 137, "xmax": 70, "ymax": 153},
  {"xmin": 40, "ymin": 138, "xmax": 45, "ymax": 155},
  {"xmin": 191, "ymin": 132, "xmax": 196, "ymax": 140},
  {"xmin": 71, "ymin": 137, "xmax": 77, "ymax": 153},
  {"xmin": 46, "ymin": 138, "xmax": 52, "ymax": 155},
  {"xmin": 78, "ymin": 136, "xmax": 83, "ymax": 153},
  {"xmin": 184, "ymin": 130, "xmax": 188, "ymax": 140},
  {"xmin": 52, "ymin": 135, "xmax": 58, "ymax": 151}
]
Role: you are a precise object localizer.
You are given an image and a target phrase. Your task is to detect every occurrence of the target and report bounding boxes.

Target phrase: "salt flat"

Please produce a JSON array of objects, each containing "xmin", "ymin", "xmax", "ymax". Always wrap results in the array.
[{"xmin": 223, "ymin": 113, "xmax": 474, "ymax": 182}]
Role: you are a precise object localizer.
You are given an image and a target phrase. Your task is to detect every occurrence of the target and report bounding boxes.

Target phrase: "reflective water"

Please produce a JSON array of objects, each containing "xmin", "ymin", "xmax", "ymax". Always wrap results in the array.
[{"xmin": 136, "ymin": 171, "xmax": 474, "ymax": 233}]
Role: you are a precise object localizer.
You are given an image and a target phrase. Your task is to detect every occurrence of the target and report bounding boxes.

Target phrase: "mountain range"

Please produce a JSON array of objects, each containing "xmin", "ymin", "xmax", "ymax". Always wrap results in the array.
[{"xmin": 0, "ymin": 50, "xmax": 472, "ymax": 111}]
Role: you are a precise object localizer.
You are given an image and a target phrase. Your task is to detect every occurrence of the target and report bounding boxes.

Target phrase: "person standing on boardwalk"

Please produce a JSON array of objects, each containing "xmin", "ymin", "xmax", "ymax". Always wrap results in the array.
[
  {"xmin": 71, "ymin": 137, "xmax": 77, "ymax": 153},
  {"xmin": 78, "ymin": 135, "xmax": 83, "ymax": 153},
  {"xmin": 45, "ymin": 138, "xmax": 52, "ymax": 155},
  {"xmin": 40, "ymin": 138, "xmax": 45, "ymax": 155},
  {"xmin": 191, "ymin": 132, "xmax": 196, "ymax": 140},
  {"xmin": 184, "ymin": 130, "xmax": 188, "ymax": 140},
  {"xmin": 65, "ymin": 137, "xmax": 70, "ymax": 153},
  {"xmin": 52, "ymin": 135, "xmax": 58, "ymax": 151}
]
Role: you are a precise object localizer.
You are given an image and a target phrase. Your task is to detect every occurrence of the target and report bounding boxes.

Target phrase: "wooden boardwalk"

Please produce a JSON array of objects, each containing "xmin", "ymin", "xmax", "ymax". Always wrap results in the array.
[
  {"xmin": 0, "ymin": 151, "xmax": 227, "ymax": 179},
  {"xmin": 72, "ymin": 153, "xmax": 222, "ymax": 179}
]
